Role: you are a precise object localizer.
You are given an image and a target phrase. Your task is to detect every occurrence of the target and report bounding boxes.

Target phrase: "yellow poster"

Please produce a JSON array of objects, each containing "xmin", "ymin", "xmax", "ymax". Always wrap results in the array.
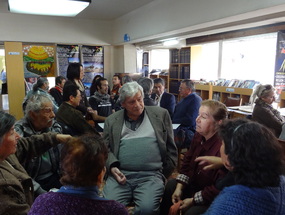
[{"xmin": 23, "ymin": 45, "xmax": 55, "ymax": 77}]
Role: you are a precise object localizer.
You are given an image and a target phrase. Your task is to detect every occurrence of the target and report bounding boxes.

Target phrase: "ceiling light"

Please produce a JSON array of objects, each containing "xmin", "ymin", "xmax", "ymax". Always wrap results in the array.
[
  {"xmin": 163, "ymin": 39, "xmax": 179, "ymax": 46},
  {"xmin": 8, "ymin": 0, "xmax": 91, "ymax": 17}
]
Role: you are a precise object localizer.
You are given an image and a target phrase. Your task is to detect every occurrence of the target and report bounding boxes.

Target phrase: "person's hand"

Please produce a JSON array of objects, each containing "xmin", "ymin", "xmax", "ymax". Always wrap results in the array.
[
  {"xmin": 87, "ymin": 107, "xmax": 94, "ymax": 114},
  {"xmin": 195, "ymin": 156, "xmax": 223, "ymax": 170},
  {"xmin": 172, "ymin": 186, "xmax": 183, "ymax": 204},
  {"xmin": 179, "ymin": 198, "xmax": 194, "ymax": 211},
  {"xmin": 56, "ymin": 134, "xmax": 72, "ymax": 143},
  {"xmin": 111, "ymin": 167, "xmax": 127, "ymax": 185}
]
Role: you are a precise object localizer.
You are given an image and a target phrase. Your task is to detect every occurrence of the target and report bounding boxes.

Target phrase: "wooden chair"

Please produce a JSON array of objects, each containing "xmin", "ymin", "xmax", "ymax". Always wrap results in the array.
[{"xmin": 224, "ymin": 97, "xmax": 242, "ymax": 107}]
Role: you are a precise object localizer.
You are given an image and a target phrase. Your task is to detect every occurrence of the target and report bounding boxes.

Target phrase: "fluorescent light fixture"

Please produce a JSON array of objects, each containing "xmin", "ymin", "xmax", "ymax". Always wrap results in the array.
[
  {"xmin": 8, "ymin": 0, "xmax": 91, "ymax": 17},
  {"xmin": 163, "ymin": 39, "xmax": 179, "ymax": 46}
]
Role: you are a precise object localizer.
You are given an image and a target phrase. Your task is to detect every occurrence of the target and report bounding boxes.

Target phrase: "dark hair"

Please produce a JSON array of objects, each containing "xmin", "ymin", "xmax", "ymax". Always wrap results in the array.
[
  {"xmin": 0, "ymin": 111, "xmax": 16, "ymax": 144},
  {"xmin": 63, "ymin": 84, "xmax": 79, "ymax": 102},
  {"xmin": 219, "ymin": 118, "xmax": 285, "ymax": 187},
  {"xmin": 113, "ymin": 74, "xmax": 121, "ymax": 83},
  {"xmin": 90, "ymin": 75, "xmax": 102, "ymax": 96},
  {"xmin": 96, "ymin": 77, "xmax": 107, "ymax": 89},
  {"xmin": 55, "ymin": 76, "xmax": 66, "ymax": 85},
  {"xmin": 66, "ymin": 63, "xmax": 83, "ymax": 80},
  {"xmin": 60, "ymin": 134, "xmax": 108, "ymax": 187},
  {"xmin": 137, "ymin": 77, "xmax": 153, "ymax": 94},
  {"xmin": 181, "ymin": 79, "xmax": 195, "ymax": 91},
  {"xmin": 153, "ymin": 78, "xmax": 165, "ymax": 86},
  {"xmin": 33, "ymin": 77, "xmax": 48, "ymax": 91}
]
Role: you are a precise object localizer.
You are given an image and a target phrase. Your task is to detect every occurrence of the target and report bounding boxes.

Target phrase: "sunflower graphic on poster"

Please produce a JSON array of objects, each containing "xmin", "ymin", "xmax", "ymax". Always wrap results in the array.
[{"xmin": 23, "ymin": 45, "xmax": 55, "ymax": 77}]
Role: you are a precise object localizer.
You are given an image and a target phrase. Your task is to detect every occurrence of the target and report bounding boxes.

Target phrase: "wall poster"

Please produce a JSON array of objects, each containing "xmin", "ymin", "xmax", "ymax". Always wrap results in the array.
[
  {"xmin": 23, "ymin": 45, "xmax": 55, "ymax": 92},
  {"xmin": 56, "ymin": 44, "xmax": 80, "ymax": 78},
  {"xmin": 274, "ymin": 31, "xmax": 285, "ymax": 94},
  {"xmin": 23, "ymin": 45, "xmax": 55, "ymax": 77},
  {"xmin": 81, "ymin": 45, "xmax": 103, "ymax": 96}
]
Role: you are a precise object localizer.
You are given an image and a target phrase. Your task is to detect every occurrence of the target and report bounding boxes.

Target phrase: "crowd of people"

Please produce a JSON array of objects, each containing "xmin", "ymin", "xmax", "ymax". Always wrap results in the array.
[{"xmin": 0, "ymin": 64, "xmax": 284, "ymax": 215}]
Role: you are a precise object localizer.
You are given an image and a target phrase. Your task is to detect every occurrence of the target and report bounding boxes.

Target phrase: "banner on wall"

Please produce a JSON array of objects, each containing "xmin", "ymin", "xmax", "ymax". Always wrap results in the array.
[
  {"xmin": 81, "ymin": 45, "xmax": 104, "ymax": 86},
  {"xmin": 57, "ymin": 44, "xmax": 80, "ymax": 78},
  {"xmin": 274, "ymin": 31, "xmax": 285, "ymax": 94},
  {"xmin": 23, "ymin": 45, "xmax": 55, "ymax": 77}
]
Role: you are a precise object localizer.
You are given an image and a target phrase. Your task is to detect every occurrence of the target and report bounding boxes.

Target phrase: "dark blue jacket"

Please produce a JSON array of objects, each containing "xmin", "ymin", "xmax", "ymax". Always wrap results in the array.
[{"xmin": 172, "ymin": 93, "xmax": 202, "ymax": 130}]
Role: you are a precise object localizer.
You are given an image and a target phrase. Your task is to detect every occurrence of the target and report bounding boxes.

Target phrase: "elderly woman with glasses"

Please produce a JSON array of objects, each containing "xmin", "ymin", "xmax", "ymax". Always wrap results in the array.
[
  {"xmin": 201, "ymin": 118, "xmax": 285, "ymax": 214},
  {"xmin": 250, "ymin": 84, "xmax": 285, "ymax": 137}
]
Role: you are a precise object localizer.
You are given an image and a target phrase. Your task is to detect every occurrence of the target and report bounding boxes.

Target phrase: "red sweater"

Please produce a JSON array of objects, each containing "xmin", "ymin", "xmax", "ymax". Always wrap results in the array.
[{"xmin": 177, "ymin": 132, "xmax": 227, "ymax": 205}]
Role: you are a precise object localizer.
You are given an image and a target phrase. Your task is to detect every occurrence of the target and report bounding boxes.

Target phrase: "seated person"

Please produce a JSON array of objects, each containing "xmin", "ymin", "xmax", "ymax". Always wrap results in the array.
[
  {"xmin": 137, "ymin": 77, "xmax": 157, "ymax": 106},
  {"xmin": 111, "ymin": 74, "xmax": 122, "ymax": 102},
  {"xmin": 103, "ymin": 82, "xmax": 177, "ymax": 215},
  {"xmin": 0, "ymin": 111, "xmax": 70, "ymax": 215},
  {"xmin": 56, "ymin": 84, "xmax": 99, "ymax": 136},
  {"xmin": 172, "ymin": 80, "xmax": 202, "ymax": 148},
  {"xmin": 251, "ymin": 84, "xmax": 285, "ymax": 137},
  {"xmin": 160, "ymin": 100, "xmax": 228, "ymax": 215},
  {"xmin": 152, "ymin": 78, "xmax": 176, "ymax": 117},
  {"xmin": 89, "ymin": 77, "xmax": 114, "ymax": 131},
  {"xmin": 49, "ymin": 76, "xmax": 66, "ymax": 106},
  {"xmin": 15, "ymin": 94, "xmax": 63, "ymax": 197},
  {"xmin": 201, "ymin": 118, "xmax": 285, "ymax": 215},
  {"xmin": 23, "ymin": 77, "xmax": 59, "ymax": 113},
  {"xmin": 89, "ymin": 74, "xmax": 102, "ymax": 96},
  {"xmin": 29, "ymin": 134, "xmax": 128, "ymax": 215}
]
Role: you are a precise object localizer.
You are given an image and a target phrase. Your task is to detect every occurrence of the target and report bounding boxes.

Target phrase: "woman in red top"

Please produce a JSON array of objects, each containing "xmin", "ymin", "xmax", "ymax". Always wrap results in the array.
[{"xmin": 160, "ymin": 100, "xmax": 228, "ymax": 215}]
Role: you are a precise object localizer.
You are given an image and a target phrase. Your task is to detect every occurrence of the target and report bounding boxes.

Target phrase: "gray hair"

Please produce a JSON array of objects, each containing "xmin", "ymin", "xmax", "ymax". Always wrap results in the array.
[
  {"xmin": 121, "ymin": 75, "xmax": 133, "ymax": 85},
  {"xmin": 250, "ymin": 84, "xmax": 274, "ymax": 104},
  {"xmin": 25, "ymin": 94, "xmax": 52, "ymax": 118},
  {"xmin": 137, "ymin": 77, "xmax": 154, "ymax": 95},
  {"xmin": 119, "ymin": 81, "xmax": 144, "ymax": 103},
  {"xmin": 181, "ymin": 79, "xmax": 195, "ymax": 91}
]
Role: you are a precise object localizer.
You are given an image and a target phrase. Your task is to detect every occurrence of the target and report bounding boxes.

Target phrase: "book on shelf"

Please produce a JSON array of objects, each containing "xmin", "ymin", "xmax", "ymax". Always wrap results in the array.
[{"xmin": 215, "ymin": 79, "xmax": 260, "ymax": 89}]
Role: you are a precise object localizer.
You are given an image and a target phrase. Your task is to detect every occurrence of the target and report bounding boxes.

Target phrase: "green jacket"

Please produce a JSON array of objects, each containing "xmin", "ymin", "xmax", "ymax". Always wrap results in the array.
[{"xmin": 104, "ymin": 106, "xmax": 177, "ymax": 179}]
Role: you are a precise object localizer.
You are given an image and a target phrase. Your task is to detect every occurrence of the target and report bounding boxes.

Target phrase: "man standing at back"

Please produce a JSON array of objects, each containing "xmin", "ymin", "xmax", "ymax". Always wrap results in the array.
[
  {"xmin": 103, "ymin": 81, "xmax": 177, "ymax": 215},
  {"xmin": 152, "ymin": 78, "xmax": 176, "ymax": 117},
  {"xmin": 172, "ymin": 80, "xmax": 202, "ymax": 148}
]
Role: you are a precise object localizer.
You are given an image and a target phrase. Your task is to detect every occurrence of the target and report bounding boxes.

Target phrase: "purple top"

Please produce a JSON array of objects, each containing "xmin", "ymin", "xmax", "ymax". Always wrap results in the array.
[{"xmin": 28, "ymin": 186, "xmax": 128, "ymax": 215}]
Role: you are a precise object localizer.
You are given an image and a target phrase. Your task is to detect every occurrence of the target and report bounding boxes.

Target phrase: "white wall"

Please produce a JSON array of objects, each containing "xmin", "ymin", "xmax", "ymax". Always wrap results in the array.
[
  {"xmin": 0, "ymin": 13, "xmax": 112, "ymax": 45},
  {"xmin": 112, "ymin": 0, "xmax": 285, "ymax": 44}
]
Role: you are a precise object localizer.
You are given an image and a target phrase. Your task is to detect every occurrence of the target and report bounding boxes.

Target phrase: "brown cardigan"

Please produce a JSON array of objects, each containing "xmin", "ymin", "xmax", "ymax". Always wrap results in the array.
[{"xmin": 0, "ymin": 133, "xmax": 59, "ymax": 215}]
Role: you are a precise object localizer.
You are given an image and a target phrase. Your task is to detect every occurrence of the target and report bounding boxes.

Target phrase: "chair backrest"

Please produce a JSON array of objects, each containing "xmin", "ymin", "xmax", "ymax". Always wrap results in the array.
[{"xmin": 224, "ymin": 97, "xmax": 242, "ymax": 107}]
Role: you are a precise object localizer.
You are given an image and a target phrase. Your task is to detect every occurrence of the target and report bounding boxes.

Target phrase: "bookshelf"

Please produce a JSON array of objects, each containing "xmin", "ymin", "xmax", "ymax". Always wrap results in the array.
[
  {"xmin": 195, "ymin": 84, "xmax": 213, "ymax": 100},
  {"xmin": 169, "ymin": 47, "xmax": 191, "ymax": 97},
  {"xmin": 212, "ymin": 86, "xmax": 253, "ymax": 105},
  {"xmin": 279, "ymin": 91, "xmax": 285, "ymax": 108}
]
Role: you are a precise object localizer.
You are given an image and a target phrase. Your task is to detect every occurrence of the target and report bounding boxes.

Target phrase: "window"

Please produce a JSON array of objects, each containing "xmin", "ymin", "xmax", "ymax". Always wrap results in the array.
[{"xmin": 191, "ymin": 33, "xmax": 277, "ymax": 85}]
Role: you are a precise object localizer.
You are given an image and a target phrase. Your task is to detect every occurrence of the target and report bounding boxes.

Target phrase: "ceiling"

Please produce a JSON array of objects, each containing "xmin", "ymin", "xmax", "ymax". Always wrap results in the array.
[{"xmin": 0, "ymin": 0, "xmax": 155, "ymax": 20}]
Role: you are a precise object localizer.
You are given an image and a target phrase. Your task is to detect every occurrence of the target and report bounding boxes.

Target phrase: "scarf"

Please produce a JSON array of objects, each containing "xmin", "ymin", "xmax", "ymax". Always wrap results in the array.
[
  {"xmin": 74, "ymin": 79, "xmax": 85, "ymax": 92},
  {"xmin": 92, "ymin": 91, "xmax": 111, "ymax": 103},
  {"xmin": 57, "ymin": 185, "xmax": 106, "ymax": 201}
]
